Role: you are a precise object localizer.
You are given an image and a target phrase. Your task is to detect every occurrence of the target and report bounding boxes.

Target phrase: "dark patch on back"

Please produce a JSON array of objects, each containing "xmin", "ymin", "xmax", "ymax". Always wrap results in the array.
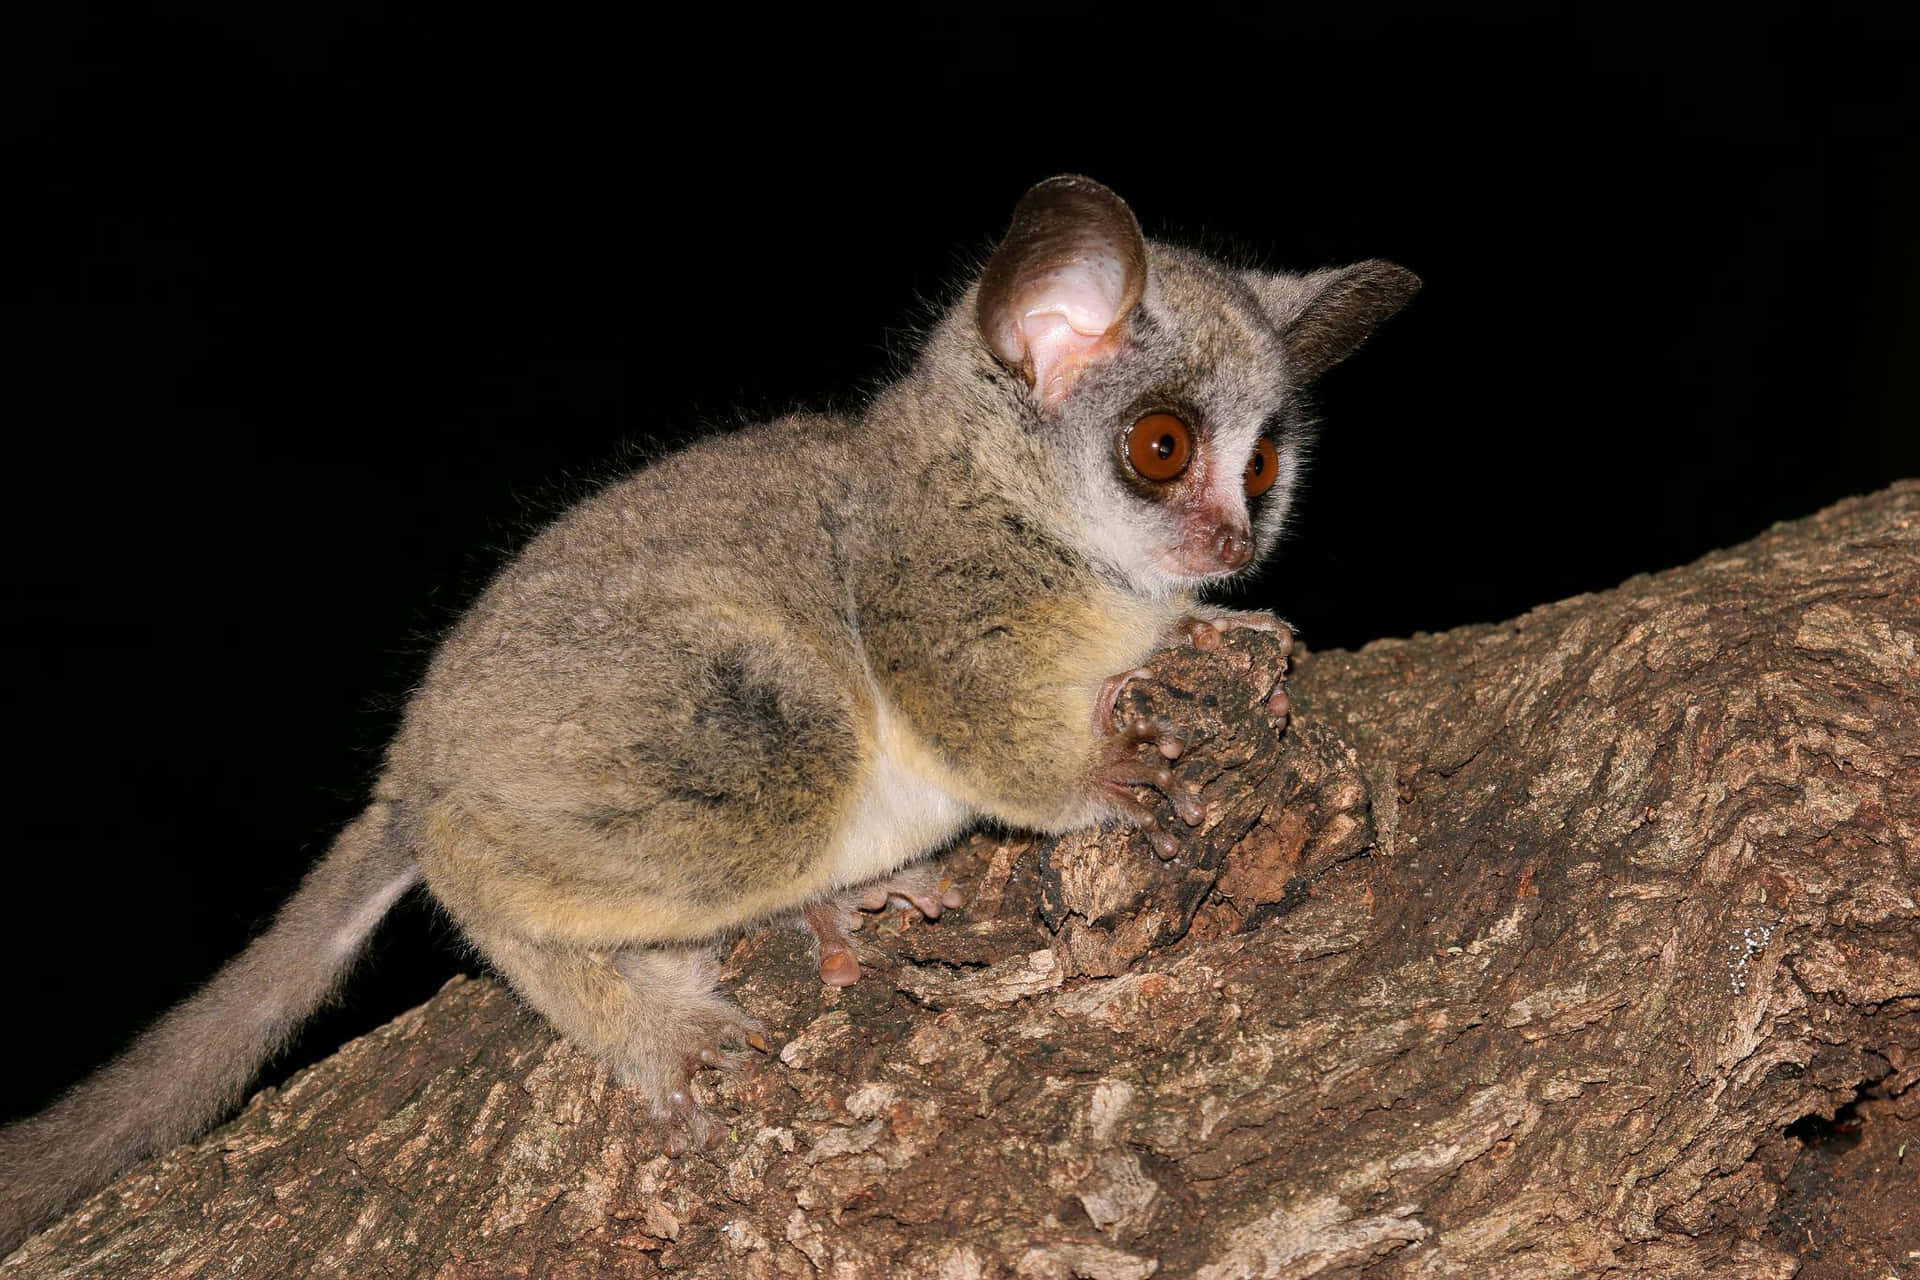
[
  {"xmin": 617, "ymin": 640, "xmax": 859, "ymax": 904},
  {"xmin": 664, "ymin": 783, "xmax": 733, "ymax": 809},
  {"xmin": 700, "ymin": 657, "xmax": 788, "ymax": 746},
  {"xmin": 579, "ymin": 803, "xmax": 652, "ymax": 832},
  {"xmin": 627, "ymin": 651, "xmax": 819, "ymax": 811}
]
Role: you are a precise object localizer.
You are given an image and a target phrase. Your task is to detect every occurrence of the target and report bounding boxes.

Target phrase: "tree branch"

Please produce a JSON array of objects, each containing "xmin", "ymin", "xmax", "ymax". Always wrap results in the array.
[{"xmin": 9, "ymin": 484, "xmax": 1916, "ymax": 1279}]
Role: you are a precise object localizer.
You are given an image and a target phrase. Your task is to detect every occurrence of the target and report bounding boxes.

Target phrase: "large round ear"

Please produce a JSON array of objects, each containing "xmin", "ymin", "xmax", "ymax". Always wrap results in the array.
[
  {"xmin": 976, "ymin": 175, "xmax": 1148, "ymax": 409},
  {"xmin": 1248, "ymin": 261, "xmax": 1421, "ymax": 382}
]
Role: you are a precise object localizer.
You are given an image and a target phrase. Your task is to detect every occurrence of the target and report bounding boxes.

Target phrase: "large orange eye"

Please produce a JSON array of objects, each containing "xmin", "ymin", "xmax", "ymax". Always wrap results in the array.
[
  {"xmin": 1244, "ymin": 437, "xmax": 1279, "ymax": 497},
  {"xmin": 1124, "ymin": 413, "xmax": 1193, "ymax": 482}
]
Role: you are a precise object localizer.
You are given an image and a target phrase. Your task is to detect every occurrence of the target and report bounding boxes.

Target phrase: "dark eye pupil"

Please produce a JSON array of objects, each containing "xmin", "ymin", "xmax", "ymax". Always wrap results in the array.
[
  {"xmin": 1250, "ymin": 455, "xmax": 1265, "ymax": 476},
  {"xmin": 1155, "ymin": 435, "xmax": 1175, "ymax": 458}
]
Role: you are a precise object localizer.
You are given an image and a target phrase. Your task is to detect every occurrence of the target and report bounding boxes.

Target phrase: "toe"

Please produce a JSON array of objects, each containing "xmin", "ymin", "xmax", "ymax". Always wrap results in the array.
[
  {"xmin": 1169, "ymin": 788, "xmax": 1206, "ymax": 827},
  {"xmin": 818, "ymin": 948, "xmax": 862, "ymax": 987}
]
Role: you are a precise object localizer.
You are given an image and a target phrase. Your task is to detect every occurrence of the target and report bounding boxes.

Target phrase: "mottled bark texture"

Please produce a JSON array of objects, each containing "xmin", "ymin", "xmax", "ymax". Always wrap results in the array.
[{"xmin": 9, "ymin": 484, "xmax": 1916, "ymax": 1279}]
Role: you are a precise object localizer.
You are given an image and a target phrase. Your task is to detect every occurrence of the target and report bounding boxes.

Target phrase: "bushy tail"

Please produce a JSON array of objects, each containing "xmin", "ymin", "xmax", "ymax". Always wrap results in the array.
[{"xmin": 0, "ymin": 801, "xmax": 418, "ymax": 1255}]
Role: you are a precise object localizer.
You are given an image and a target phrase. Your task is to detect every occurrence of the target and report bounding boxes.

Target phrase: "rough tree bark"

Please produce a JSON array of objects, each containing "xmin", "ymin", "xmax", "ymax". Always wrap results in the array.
[{"xmin": 7, "ymin": 484, "xmax": 1916, "ymax": 1280}]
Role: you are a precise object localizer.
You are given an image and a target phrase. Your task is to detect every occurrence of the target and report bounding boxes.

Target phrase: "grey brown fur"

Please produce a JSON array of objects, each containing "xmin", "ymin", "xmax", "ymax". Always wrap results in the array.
[{"xmin": 0, "ymin": 176, "xmax": 1416, "ymax": 1253}]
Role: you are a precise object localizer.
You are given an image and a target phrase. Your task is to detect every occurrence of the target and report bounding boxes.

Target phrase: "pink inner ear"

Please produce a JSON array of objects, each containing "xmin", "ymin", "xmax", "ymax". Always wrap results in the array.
[{"xmin": 1013, "ymin": 258, "xmax": 1130, "ymax": 407}]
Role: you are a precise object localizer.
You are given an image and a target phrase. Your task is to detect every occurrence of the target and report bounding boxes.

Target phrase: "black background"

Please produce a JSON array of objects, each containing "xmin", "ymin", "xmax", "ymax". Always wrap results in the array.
[{"xmin": 7, "ymin": 40, "xmax": 1914, "ymax": 1125}]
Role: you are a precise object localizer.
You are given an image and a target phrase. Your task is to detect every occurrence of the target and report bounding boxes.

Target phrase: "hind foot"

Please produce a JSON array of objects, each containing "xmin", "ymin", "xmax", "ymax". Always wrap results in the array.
[
  {"xmin": 802, "ymin": 866, "xmax": 965, "ymax": 987},
  {"xmin": 599, "ymin": 946, "xmax": 770, "ymax": 1155},
  {"xmin": 647, "ymin": 1006, "xmax": 770, "ymax": 1156}
]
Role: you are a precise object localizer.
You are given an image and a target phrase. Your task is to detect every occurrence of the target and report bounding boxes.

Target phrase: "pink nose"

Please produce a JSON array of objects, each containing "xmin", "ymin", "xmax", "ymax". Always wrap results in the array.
[
  {"xmin": 1174, "ymin": 520, "xmax": 1254, "ymax": 575},
  {"xmin": 1215, "ymin": 528, "xmax": 1253, "ymax": 570}
]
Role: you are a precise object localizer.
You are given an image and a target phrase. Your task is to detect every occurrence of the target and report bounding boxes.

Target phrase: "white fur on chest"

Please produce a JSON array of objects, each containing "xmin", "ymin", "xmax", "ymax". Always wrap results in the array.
[{"xmin": 827, "ymin": 700, "xmax": 970, "ymax": 889}]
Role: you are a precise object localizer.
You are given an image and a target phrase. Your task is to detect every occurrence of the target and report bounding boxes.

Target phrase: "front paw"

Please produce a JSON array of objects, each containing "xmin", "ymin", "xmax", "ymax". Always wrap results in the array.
[
  {"xmin": 1091, "ymin": 611, "xmax": 1294, "ymax": 857},
  {"xmin": 1091, "ymin": 683, "xmax": 1205, "ymax": 859},
  {"xmin": 1177, "ymin": 610, "xmax": 1293, "ymax": 725}
]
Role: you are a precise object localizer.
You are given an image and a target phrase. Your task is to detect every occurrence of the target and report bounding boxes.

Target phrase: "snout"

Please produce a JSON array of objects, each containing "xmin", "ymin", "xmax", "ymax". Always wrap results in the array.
[
  {"xmin": 1212, "ymin": 526, "xmax": 1253, "ymax": 570},
  {"xmin": 1164, "ymin": 517, "xmax": 1254, "ymax": 577}
]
